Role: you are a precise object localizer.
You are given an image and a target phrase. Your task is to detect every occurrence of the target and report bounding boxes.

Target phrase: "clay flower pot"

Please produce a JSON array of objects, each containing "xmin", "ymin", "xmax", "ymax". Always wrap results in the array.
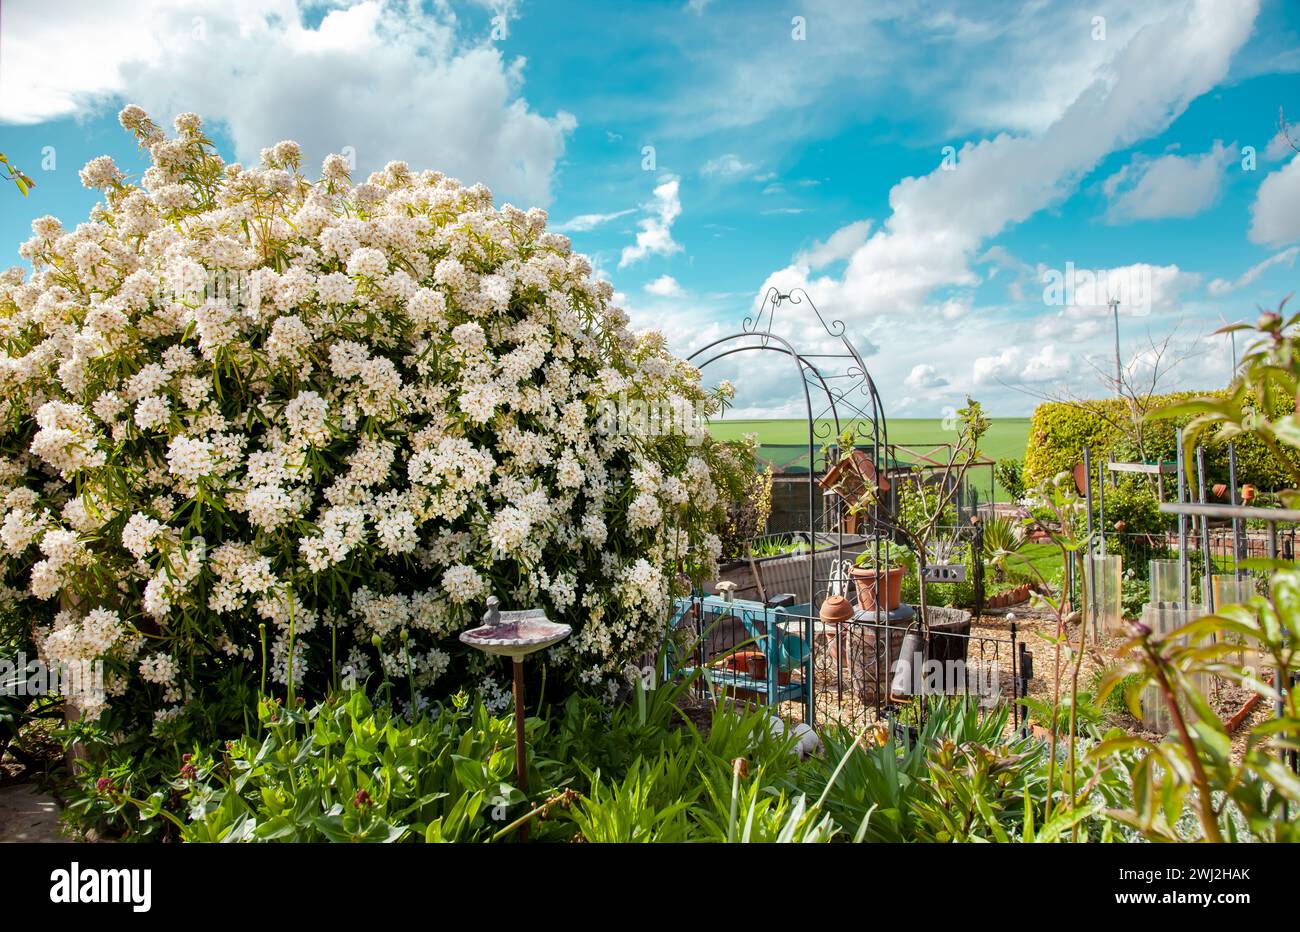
[
  {"xmin": 819, "ymin": 594, "xmax": 854, "ymax": 626},
  {"xmin": 851, "ymin": 564, "xmax": 905, "ymax": 612}
]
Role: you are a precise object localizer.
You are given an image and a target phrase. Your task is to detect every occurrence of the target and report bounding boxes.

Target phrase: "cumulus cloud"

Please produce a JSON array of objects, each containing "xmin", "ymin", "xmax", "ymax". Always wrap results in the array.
[
  {"xmin": 0, "ymin": 0, "xmax": 576, "ymax": 206},
  {"xmin": 619, "ymin": 176, "xmax": 683, "ymax": 267},
  {"xmin": 755, "ymin": 0, "xmax": 1259, "ymax": 321},
  {"xmin": 973, "ymin": 343, "xmax": 1072, "ymax": 386},
  {"xmin": 1248, "ymin": 155, "xmax": 1300, "ymax": 246},
  {"xmin": 644, "ymin": 275, "xmax": 685, "ymax": 297},
  {"xmin": 1207, "ymin": 247, "xmax": 1299, "ymax": 296},
  {"xmin": 905, "ymin": 364, "xmax": 948, "ymax": 390},
  {"xmin": 1036, "ymin": 262, "xmax": 1201, "ymax": 316},
  {"xmin": 1102, "ymin": 141, "xmax": 1234, "ymax": 222}
]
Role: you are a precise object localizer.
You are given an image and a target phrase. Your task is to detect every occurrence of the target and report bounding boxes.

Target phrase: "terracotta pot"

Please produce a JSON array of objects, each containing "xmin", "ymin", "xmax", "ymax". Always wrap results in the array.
[
  {"xmin": 1072, "ymin": 462, "xmax": 1087, "ymax": 495},
  {"xmin": 819, "ymin": 594, "xmax": 854, "ymax": 626},
  {"xmin": 851, "ymin": 564, "xmax": 905, "ymax": 612},
  {"xmin": 718, "ymin": 650, "xmax": 791, "ymax": 685}
]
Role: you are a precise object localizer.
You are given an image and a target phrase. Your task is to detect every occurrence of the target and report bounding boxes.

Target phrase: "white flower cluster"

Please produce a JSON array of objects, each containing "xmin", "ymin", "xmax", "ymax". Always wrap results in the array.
[{"xmin": 0, "ymin": 106, "xmax": 738, "ymax": 727}]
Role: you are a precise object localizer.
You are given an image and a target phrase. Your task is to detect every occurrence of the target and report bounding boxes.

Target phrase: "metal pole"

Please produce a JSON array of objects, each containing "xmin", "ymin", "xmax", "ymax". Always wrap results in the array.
[
  {"xmin": 512, "ymin": 658, "xmax": 529, "ymax": 842},
  {"xmin": 1083, "ymin": 446, "xmax": 1096, "ymax": 635},
  {"xmin": 1228, "ymin": 443, "xmax": 1243, "ymax": 575},
  {"xmin": 1266, "ymin": 527, "xmax": 1289, "ymax": 793},
  {"xmin": 1010, "ymin": 621, "xmax": 1019, "ymax": 730},
  {"xmin": 1197, "ymin": 447, "xmax": 1212, "ymax": 613},
  {"xmin": 1111, "ymin": 298, "xmax": 1122, "ymax": 397},
  {"xmin": 1097, "ymin": 451, "xmax": 1106, "ymax": 559},
  {"xmin": 1176, "ymin": 430, "xmax": 1190, "ymax": 611}
]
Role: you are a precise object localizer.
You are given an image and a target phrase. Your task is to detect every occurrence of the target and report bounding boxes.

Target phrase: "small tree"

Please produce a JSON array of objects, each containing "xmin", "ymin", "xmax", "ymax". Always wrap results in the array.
[{"xmin": 827, "ymin": 398, "xmax": 989, "ymax": 633}]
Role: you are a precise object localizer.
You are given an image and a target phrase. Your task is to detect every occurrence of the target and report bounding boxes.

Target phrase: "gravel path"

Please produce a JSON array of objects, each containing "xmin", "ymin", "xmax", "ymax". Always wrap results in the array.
[{"xmin": 0, "ymin": 784, "xmax": 67, "ymax": 843}]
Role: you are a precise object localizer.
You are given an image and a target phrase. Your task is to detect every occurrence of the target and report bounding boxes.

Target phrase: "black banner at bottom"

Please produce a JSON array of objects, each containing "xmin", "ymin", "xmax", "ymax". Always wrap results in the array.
[{"xmin": 0, "ymin": 841, "xmax": 1274, "ymax": 921}]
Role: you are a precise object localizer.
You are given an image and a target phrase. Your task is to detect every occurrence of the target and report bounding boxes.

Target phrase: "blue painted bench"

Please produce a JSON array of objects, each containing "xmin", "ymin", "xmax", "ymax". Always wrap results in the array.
[{"xmin": 667, "ymin": 594, "xmax": 813, "ymax": 719}]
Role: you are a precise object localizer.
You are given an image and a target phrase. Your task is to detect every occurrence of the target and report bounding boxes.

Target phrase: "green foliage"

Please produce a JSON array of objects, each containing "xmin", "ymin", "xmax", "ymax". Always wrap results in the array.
[
  {"xmin": 1023, "ymin": 392, "xmax": 1300, "ymax": 491},
  {"xmin": 67, "ymin": 679, "xmax": 1145, "ymax": 844},
  {"xmin": 1020, "ymin": 691, "xmax": 1105, "ymax": 734},
  {"xmin": 0, "ymin": 153, "xmax": 34, "ymax": 196},
  {"xmin": 718, "ymin": 460, "xmax": 772, "ymax": 561},
  {"xmin": 1096, "ymin": 561, "xmax": 1300, "ymax": 842},
  {"xmin": 1092, "ymin": 478, "xmax": 1166, "ymax": 567},
  {"xmin": 1120, "ymin": 572, "xmax": 1148, "ymax": 619},
  {"xmin": 1152, "ymin": 305, "xmax": 1300, "ymax": 502},
  {"xmin": 852, "ymin": 540, "xmax": 914, "ymax": 570},
  {"xmin": 981, "ymin": 515, "xmax": 1024, "ymax": 560},
  {"xmin": 994, "ymin": 458, "xmax": 1025, "ymax": 501}
]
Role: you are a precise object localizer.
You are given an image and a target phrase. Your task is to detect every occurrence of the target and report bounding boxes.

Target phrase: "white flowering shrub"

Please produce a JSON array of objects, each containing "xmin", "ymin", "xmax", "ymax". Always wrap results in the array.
[{"xmin": 0, "ymin": 107, "xmax": 748, "ymax": 737}]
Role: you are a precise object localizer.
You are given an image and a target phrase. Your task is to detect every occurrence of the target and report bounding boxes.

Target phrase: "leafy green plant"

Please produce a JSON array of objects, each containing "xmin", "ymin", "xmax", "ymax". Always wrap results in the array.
[
  {"xmin": 0, "ymin": 153, "xmax": 34, "ymax": 195},
  {"xmin": 852, "ymin": 540, "xmax": 914, "ymax": 570},
  {"xmin": 1024, "ymin": 391, "xmax": 1300, "ymax": 492},
  {"xmin": 994, "ymin": 458, "xmax": 1025, "ymax": 501},
  {"xmin": 1097, "ymin": 564, "xmax": 1300, "ymax": 843},
  {"xmin": 981, "ymin": 515, "xmax": 1024, "ymax": 559}
]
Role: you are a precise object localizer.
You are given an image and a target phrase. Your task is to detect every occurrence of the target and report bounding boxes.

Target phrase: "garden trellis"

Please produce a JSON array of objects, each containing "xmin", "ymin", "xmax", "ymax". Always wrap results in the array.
[{"xmin": 666, "ymin": 289, "xmax": 1022, "ymax": 731}]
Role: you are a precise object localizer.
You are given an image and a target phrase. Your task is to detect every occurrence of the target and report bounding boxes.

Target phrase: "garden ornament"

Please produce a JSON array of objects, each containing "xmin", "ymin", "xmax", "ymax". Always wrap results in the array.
[
  {"xmin": 459, "ymin": 594, "xmax": 571, "ymax": 841},
  {"xmin": 890, "ymin": 625, "xmax": 926, "ymax": 700}
]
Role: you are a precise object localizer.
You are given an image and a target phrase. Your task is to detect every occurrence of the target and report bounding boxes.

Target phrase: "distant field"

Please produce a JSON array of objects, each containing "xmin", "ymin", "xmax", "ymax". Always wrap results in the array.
[{"xmin": 707, "ymin": 417, "xmax": 1032, "ymax": 500}]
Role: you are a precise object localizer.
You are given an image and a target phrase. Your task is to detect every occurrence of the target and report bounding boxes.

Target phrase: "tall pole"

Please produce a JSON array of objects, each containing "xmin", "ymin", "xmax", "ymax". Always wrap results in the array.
[
  {"xmin": 1110, "ymin": 298, "xmax": 1122, "ymax": 397},
  {"xmin": 512, "ymin": 658, "xmax": 529, "ymax": 842}
]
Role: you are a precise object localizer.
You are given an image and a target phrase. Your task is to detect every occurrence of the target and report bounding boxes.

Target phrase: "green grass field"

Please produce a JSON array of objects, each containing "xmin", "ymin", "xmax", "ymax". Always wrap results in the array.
[{"xmin": 707, "ymin": 417, "xmax": 1032, "ymax": 500}]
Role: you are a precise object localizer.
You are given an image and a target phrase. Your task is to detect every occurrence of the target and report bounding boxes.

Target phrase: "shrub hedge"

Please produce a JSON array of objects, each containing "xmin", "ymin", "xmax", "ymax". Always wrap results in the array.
[{"xmin": 1023, "ymin": 391, "xmax": 1300, "ymax": 492}]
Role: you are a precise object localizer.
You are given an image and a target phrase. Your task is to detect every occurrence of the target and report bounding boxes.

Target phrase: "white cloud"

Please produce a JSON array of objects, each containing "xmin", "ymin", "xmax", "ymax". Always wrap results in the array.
[
  {"xmin": 1208, "ymin": 247, "xmax": 1300, "ymax": 296},
  {"xmin": 755, "ymin": 0, "xmax": 1259, "ymax": 321},
  {"xmin": 555, "ymin": 208, "xmax": 635, "ymax": 233},
  {"xmin": 905, "ymin": 364, "xmax": 948, "ymax": 390},
  {"xmin": 1265, "ymin": 132, "xmax": 1298, "ymax": 161},
  {"xmin": 1103, "ymin": 141, "xmax": 1234, "ymax": 222},
  {"xmin": 619, "ymin": 176, "xmax": 683, "ymax": 267},
  {"xmin": 0, "ymin": 0, "xmax": 576, "ymax": 206},
  {"xmin": 1248, "ymin": 154, "xmax": 1300, "ymax": 245},
  {"xmin": 644, "ymin": 275, "xmax": 685, "ymax": 297},
  {"xmin": 796, "ymin": 220, "xmax": 872, "ymax": 269},
  {"xmin": 701, "ymin": 153, "xmax": 754, "ymax": 178},
  {"xmin": 1036, "ymin": 262, "xmax": 1201, "ymax": 316},
  {"xmin": 972, "ymin": 342, "xmax": 1084, "ymax": 387}
]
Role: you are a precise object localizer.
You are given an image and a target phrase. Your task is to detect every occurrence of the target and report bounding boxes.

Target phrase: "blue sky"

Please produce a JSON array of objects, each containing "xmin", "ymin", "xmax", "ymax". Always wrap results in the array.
[{"xmin": 2, "ymin": 0, "xmax": 1299, "ymax": 417}]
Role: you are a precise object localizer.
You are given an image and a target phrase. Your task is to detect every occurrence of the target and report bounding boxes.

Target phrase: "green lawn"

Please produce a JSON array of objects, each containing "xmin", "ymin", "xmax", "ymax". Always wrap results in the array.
[{"xmin": 707, "ymin": 417, "xmax": 1032, "ymax": 500}]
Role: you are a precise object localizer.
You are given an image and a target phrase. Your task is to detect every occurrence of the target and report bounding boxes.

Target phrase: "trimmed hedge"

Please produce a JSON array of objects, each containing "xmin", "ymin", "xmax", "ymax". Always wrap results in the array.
[{"xmin": 1023, "ymin": 391, "xmax": 1300, "ymax": 491}]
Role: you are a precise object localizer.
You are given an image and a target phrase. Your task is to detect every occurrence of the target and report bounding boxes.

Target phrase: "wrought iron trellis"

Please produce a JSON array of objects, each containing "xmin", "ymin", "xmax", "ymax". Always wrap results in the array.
[
  {"xmin": 687, "ymin": 286, "xmax": 891, "ymax": 614},
  {"xmin": 682, "ymin": 288, "xmax": 1022, "ymax": 730}
]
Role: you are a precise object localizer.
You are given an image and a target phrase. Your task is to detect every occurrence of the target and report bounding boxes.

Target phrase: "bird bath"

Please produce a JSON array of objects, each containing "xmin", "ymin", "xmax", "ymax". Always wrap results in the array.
[
  {"xmin": 459, "ymin": 611, "xmax": 572, "ymax": 659},
  {"xmin": 459, "ymin": 597, "xmax": 570, "ymax": 841}
]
